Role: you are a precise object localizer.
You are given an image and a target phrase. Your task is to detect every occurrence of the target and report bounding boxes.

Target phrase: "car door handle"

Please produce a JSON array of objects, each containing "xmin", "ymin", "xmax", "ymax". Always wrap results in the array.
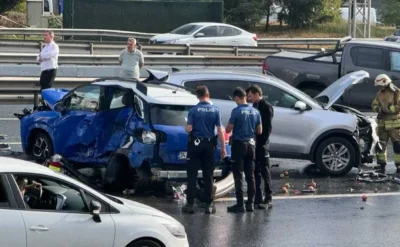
[{"xmin": 30, "ymin": 225, "xmax": 49, "ymax": 232}]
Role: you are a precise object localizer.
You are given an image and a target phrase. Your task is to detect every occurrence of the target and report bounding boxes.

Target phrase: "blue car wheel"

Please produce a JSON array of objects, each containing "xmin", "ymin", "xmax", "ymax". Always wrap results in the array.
[{"xmin": 31, "ymin": 132, "xmax": 54, "ymax": 162}]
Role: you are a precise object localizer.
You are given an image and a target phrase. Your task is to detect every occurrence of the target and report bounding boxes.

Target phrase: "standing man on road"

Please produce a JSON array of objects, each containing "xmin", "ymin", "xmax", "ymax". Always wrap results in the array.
[
  {"xmin": 226, "ymin": 87, "xmax": 262, "ymax": 213},
  {"xmin": 37, "ymin": 30, "xmax": 59, "ymax": 91},
  {"xmin": 372, "ymin": 74, "xmax": 400, "ymax": 173},
  {"xmin": 182, "ymin": 86, "xmax": 227, "ymax": 214},
  {"xmin": 246, "ymin": 85, "xmax": 274, "ymax": 209},
  {"xmin": 119, "ymin": 37, "xmax": 144, "ymax": 79}
]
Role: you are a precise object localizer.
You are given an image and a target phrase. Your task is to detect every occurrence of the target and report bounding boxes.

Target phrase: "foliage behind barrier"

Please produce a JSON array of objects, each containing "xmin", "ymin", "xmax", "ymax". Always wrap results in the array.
[{"xmin": 63, "ymin": 0, "xmax": 224, "ymax": 41}]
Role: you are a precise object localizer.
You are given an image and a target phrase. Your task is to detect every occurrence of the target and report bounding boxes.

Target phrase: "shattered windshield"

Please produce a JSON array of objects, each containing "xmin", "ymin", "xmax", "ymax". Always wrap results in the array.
[
  {"xmin": 150, "ymin": 104, "xmax": 192, "ymax": 126},
  {"xmin": 170, "ymin": 24, "xmax": 202, "ymax": 35}
]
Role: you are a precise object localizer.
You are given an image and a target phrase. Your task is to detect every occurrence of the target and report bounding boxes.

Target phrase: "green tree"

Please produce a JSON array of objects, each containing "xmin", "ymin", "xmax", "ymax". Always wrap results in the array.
[
  {"xmin": 280, "ymin": 0, "xmax": 341, "ymax": 29},
  {"xmin": 224, "ymin": 0, "xmax": 265, "ymax": 30},
  {"xmin": 0, "ymin": 0, "xmax": 25, "ymax": 14},
  {"xmin": 381, "ymin": 0, "xmax": 400, "ymax": 26}
]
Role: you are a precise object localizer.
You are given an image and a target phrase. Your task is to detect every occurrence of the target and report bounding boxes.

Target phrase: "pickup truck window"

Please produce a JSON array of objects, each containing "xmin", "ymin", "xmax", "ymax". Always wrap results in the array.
[
  {"xmin": 350, "ymin": 46, "xmax": 386, "ymax": 70},
  {"xmin": 390, "ymin": 51, "xmax": 400, "ymax": 72}
]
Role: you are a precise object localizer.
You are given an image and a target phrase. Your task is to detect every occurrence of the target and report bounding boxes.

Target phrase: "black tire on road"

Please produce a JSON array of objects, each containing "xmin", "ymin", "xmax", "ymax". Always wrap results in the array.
[
  {"xmin": 30, "ymin": 132, "xmax": 54, "ymax": 162},
  {"xmin": 103, "ymin": 155, "xmax": 131, "ymax": 193},
  {"xmin": 315, "ymin": 137, "xmax": 356, "ymax": 176},
  {"xmin": 128, "ymin": 239, "xmax": 162, "ymax": 247}
]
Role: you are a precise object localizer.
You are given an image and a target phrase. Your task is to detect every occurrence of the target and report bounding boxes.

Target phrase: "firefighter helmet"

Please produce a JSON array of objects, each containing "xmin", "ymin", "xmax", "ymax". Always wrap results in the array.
[{"xmin": 374, "ymin": 74, "xmax": 392, "ymax": 87}]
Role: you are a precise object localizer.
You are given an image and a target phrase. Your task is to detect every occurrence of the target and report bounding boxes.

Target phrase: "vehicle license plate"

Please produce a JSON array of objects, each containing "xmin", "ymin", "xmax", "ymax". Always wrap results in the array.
[{"xmin": 178, "ymin": 151, "xmax": 187, "ymax": 160}]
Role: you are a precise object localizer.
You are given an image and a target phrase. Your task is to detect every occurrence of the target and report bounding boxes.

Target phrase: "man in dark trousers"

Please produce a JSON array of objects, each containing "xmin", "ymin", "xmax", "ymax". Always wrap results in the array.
[
  {"xmin": 226, "ymin": 87, "xmax": 262, "ymax": 213},
  {"xmin": 182, "ymin": 86, "xmax": 227, "ymax": 214},
  {"xmin": 246, "ymin": 85, "xmax": 274, "ymax": 209}
]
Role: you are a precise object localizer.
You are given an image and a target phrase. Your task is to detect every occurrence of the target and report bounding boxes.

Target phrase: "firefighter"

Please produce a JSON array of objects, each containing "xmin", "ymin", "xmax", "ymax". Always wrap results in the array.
[{"xmin": 372, "ymin": 74, "xmax": 400, "ymax": 172}]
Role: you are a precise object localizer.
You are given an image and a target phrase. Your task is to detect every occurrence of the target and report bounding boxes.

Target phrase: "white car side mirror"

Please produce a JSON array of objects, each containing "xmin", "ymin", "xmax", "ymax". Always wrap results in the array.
[{"xmin": 294, "ymin": 101, "xmax": 307, "ymax": 111}]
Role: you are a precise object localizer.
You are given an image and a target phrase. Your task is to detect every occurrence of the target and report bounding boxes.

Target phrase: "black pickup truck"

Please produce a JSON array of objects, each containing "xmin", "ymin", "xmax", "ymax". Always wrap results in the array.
[{"xmin": 263, "ymin": 37, "xmax": 400, "ymax": 110}]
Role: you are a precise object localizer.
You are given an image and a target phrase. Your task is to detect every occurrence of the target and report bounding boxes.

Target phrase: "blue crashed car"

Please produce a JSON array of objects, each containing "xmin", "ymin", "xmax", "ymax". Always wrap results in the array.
[{"xmin": 16, "ymin": 70, "xmax": 233, "ymax": 197}]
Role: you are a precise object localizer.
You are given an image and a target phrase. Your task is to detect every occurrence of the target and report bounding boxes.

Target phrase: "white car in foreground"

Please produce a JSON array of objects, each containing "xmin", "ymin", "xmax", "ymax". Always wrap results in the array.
[
  {"xmin": 149, "ymin": 22, "xmax": 258, "ymax": 47},
  {"xmin": 0, "ymin": 157, "xmax": 189, "ymax": 247}
]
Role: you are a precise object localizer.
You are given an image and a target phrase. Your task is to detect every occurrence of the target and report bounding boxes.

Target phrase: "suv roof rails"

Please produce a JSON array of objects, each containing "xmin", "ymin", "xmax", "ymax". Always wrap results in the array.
[{"xmin": 92, "ymin": 77, "xmax": 141, "ymax": 83}]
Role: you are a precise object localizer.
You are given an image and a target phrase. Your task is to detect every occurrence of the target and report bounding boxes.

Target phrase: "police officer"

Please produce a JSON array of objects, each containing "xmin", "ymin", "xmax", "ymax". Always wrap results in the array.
[
  {"xmin": 246, "ymin": 85, "xmax": 274, "ymax": 209},
  {"xmin": 182, "ymin": 86, "xmax": 227, "ymax": 214},
  {"xmin": 372, "ymin": 74, "xmax": 400, "ymax": 172},
  {"xmin": 226, "ymin": 87, "xmax": 262, "ymax": 213}
]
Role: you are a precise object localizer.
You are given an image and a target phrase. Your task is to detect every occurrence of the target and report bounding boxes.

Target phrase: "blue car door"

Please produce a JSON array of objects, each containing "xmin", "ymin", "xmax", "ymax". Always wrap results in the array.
[
  {"xmin": 93, "ymin": 86, "xmax": 135, "ymax": 158},
  {"xmin": 52, "ymin": 84, "xmax": 102, "ymax": 161}
]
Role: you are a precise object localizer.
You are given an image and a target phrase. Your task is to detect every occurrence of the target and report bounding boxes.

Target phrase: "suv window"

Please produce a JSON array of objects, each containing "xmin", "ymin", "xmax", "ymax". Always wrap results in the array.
[
  {"xmin": 67, "ymin": 85, "xmax": 101, "ymax": 111},
  {"xmin": 184, "ymin": 80, "xmax": 250, "ymax": 100},
  {"xmin": 12, "ymin": 174, "xmax": 105, "ymax": 213},
  {"xmin": 390, "ymin": 51, "xmax": 400, "ymax": 72},
  {"xmin": 350, "ymin": 47, "xmax": 386, "ymax": 70},
  {"xmin": 0, "ymin": 179, "xmax": 10, "ymax": 208},
  {"xmin": 218, "ymin": 26, "xmax": 241, "ymax": 36},
  {"xmin": 254, "ymin": 83, "xmax": 300, "ymax": 109},
  {"xmin": 198, "ymin": 26, "xmax": 218, "ymax": 37}
]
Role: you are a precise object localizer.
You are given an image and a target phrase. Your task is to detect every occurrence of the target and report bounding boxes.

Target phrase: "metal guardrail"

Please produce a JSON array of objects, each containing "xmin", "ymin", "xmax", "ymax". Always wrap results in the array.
[
  {"xmin": 0, "ymin": 40, "xmax": 321, "ymax": 56},
  {"xmin": 0, "ymin": 28, "xmax": 156, "ymax": 42},
  {"xmin": 0, "ymin": 53, "xmax": 265, "ymax": 66},
  {"xmin": 0, "ymin": 28, "xmax": 381, "ymax": 48}
]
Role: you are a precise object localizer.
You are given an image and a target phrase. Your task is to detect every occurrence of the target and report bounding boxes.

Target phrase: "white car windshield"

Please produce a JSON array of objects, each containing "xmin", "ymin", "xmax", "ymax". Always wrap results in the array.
[{"xmin": 170, "ymin": 24, "xmax": 202, "ymax": 35}]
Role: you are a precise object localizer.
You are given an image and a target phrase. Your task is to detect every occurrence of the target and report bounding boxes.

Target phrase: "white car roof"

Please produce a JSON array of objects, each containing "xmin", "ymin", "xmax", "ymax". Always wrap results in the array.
[
  {"xmin": 0, "ymin": 157, "xmax": 55, "ymax": 175},
  {"xmin": 92, "ymin": 80, "xmax": 199, "ymax": 106}
]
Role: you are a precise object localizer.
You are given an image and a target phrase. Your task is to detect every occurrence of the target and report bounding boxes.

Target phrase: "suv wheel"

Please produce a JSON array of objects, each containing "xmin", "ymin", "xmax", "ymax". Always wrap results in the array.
[{"xmin": 315, "ymin": 137, "xmax": 356, "ymax": 176}]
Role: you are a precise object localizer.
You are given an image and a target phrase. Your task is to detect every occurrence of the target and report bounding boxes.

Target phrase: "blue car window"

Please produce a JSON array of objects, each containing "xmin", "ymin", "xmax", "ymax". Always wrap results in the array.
[
  {"xmin": 69, "ymin": 85, "xmax": 101, "ymax": 111},
  {"xmin": 110, "ymin": 88, "xmax": 133, "ymax": 109}
]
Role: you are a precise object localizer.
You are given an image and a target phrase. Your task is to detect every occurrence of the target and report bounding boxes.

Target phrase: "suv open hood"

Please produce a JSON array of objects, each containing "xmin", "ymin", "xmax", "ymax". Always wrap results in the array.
[{"xmin": 314, "ymin": 70, "xmax": 370, "ymax": 109}]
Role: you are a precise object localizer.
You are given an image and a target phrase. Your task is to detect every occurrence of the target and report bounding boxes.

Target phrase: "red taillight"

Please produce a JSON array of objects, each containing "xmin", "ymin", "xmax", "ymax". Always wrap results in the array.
[
  {"xmin": 253, "ymin": 35, "xmax": 258, "ymax": 41},
  {"xmin": 262, "ymin": 60, "xmax": 268, "ymax": 74}
]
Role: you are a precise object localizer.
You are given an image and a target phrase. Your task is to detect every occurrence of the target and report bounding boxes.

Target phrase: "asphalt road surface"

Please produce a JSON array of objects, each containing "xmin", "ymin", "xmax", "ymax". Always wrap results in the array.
[
  {"xmin": 134, "ymin": 194, "xmax": 400, "ymax": 247},
  {"xmin": 4, "ymin": 104, "xmax": 400, "ymax": 246}
]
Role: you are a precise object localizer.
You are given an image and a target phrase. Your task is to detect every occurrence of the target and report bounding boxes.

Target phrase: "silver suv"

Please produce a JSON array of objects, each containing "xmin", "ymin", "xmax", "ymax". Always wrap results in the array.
[{"xmin": 149, "ymin": 69, "xmax": 379, "ymax": 176}]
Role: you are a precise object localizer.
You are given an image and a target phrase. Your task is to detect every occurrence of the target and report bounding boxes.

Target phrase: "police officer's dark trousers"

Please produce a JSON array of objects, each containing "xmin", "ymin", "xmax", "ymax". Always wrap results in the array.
[
  {"xmin": 231, "ymin": 140, "xmax": 256, "ymax": 206},
  {"xmin": 186, "ymin": 138, "xmax": 215, "ymax": 205},
  {"xmin": 255, "ymin": 141, "xmax": 273, "ymax": 204}
]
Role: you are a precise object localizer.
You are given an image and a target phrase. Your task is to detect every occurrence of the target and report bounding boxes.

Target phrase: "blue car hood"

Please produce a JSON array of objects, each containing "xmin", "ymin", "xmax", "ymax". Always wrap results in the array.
[{"xmin": 41, "ymin": 88, "xmax": 69, "ymax": 109}]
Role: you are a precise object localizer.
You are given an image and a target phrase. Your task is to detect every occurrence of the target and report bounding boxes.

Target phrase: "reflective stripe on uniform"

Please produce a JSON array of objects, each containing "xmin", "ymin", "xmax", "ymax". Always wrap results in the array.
[
  {"xmin": 394, "ymin": 153, "xmax": 400, "ymax": 163},
  {"xmin": 384, "ymin": 119, "xmax": 400, "ymax": 129},
  {"xmin": 376, "ymin": 152, "xmax": 387, "ymax": 163}
]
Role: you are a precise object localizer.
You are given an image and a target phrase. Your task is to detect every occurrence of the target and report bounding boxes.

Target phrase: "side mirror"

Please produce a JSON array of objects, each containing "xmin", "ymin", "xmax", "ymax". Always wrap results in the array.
[
  {"xmin": 90, "ymin": 200, "xmax": 102, "ymax": 223},
  {"xmin": 194, "ymin": 32, "xmax": 204, "ymax": 38},
  {"xmin": 294, "ymin": 101, "xmax": 307, "ymax": 111}
]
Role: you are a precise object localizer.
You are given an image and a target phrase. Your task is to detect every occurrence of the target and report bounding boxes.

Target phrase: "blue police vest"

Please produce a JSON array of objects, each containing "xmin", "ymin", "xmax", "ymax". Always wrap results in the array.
[
  {"xmin": 187, "ymin": 101, "xmax": 222, "ymax": 138},
  {"xmin": 228, "ymin": 104, "xmax": 261, "ymax": 141}
]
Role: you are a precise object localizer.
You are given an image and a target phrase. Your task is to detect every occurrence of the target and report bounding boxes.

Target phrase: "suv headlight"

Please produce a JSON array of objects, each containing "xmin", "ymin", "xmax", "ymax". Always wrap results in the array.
[
  {"xmin": 142, "ymin": 131, "xmax": 156, "ymax": 144},
  {"xmin": 154, "ymin": 216, "xmax": 186, "ymax": 238}
]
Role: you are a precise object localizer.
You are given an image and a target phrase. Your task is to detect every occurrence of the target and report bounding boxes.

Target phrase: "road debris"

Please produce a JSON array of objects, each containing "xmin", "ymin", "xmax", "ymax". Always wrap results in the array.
[
  {"xmin": 355, "ymin": 170, "xmax": 390, "ymax": 183},
  {"xmin": 362, "ymin": 194, "xmax": 367, "ymax": 202}
]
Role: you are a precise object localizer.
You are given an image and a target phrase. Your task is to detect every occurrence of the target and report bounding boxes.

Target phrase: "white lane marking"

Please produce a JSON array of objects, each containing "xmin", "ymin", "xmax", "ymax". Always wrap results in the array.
[
  {"xmin": 2, "ymin": 142, "xmax": 22, "ymax": 145},
  {"xmin": 0, "ymin": 118, "xmax": 18, "ymax": 120},
  {"xmin": 216, "ymin": 191, "xmax": 400, "ymax": 201}
]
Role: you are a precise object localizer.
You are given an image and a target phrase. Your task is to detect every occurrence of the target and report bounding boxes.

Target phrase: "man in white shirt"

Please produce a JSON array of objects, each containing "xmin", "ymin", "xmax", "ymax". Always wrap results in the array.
[
  {"xmin": 37, "ymin": 30, "xmax": 59, "ymax": 91},
  {"xmin": 119, "ymin": 37, "xmax": 144, "ymax": 79}
]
